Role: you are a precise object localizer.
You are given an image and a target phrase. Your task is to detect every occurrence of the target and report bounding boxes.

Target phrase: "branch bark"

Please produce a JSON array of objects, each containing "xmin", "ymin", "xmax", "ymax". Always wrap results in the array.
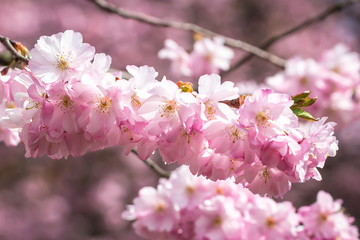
[
  {"xmin": 222, "ymin": 0, "xmax": 360, "ymax": 76},
  {"xmin": 89, "ymin": 0, "xmax": 285, "ymax": 68},
  {"xmin": 0, "ymin": 35, "xmax": 29, "ymax": 65},
  {"xmin": 131, "ymin": 150, "xmax": 171, "ymax": 178}
]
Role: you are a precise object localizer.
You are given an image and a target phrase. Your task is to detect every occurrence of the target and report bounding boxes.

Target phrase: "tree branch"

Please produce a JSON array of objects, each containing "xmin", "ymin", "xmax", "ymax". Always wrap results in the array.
[
  {"xmin": 222, "ymin": 0, "xmax": 360, "ymax": 76},
  {"xmin": 89, "ymin": 0, "xmax": 285, "ymax": 68},
  {"xmin": 131, "ymin": 150, "xmax": 171, "ymax": 178},
  {"xmin": 0, "ymin": 35, "xmax": 29, "ymax": 65}
]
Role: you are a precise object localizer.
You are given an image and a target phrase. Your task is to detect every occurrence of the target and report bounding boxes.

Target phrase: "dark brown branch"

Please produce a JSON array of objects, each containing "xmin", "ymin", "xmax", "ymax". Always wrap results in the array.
[
  {"xmin": 0, "ymin": 35, "xmax": 29, "ymax": 65},
  {"xmin": 131, "ymin": 150, "xmax": 171, "ymax": 178},
  {"xmin": 223, "ymin": 0, "xmax": 360, "ymax": 76},
  {"xmin": 89, "ymin": 0, "xmax": 285, "ymax": 68}
]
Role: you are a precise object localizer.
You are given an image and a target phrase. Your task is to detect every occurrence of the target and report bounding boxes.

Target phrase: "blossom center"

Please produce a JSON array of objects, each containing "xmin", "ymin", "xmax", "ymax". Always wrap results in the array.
[
  {"xmin": 266, "ymin": 216, "xmax": 276, "ymax": 229},
  {"xmin": 230, "ymin": 158, "xmax": 238, "ymax": 171},
  {"xmin": 259, "ymin": 168, "xmax": 271, "ymax": 184},
  {"xmin": 120, "ymin": 125, "xmax": 134, "ymax": 140},
  {"xmin": 58, "ymin": 95, "xmax": 73, "ymax": 112},
  {"xmin": 160, "ymin": 100, "xmax": 178, "ymax": 118},
  {"xmin": 300, "ymin": 77, "xmax": 308, "ymax": 85},
  {"xmin": 155, "ymin": 202, "xmax": 166, "ymax": 213},
  {"xmin": 56, "ymin": 55, "xmax": 71, "ymax": 71},
  {"xmin": 216, "ymin": 186, "xmax": 224, "ymax": 195},
  {"xmin": 181, "ymin": 128, "xmax": 195, "ymax": 143},
  {"xmin": 186, "ymin": 186, "xmax": 195, "ymax": 195},
  {"xmin": 205, "ymin": 53, "xmax": 213, "ymax": 62},
  {"xmin": 26, "ymin": 99, "xmax": 40, "ymax": 110},
  {"xmin": 213, "ymin": 216, "xmax": 223, "ymax": 227},
  {"xmin": 256, "ymin": 111, "xmax": 271, "ymax": 128},
  {"xmin": 6, "ymin": 102, "xmax": 16, "ymax": 109},
  {"xmin": 204, "ymin": 100, "xmax": 217, "ymax": 120},
  {"xmin": 97, "ymin": 97, "xmax": 112, "ymax": 113},
  {"xmin": 131, "ymin": 93, "xmax": 141, "ymax": 110},
  {"xmin": 320, "ymin": 213, "xmax": 328, "ymax": 222},
  {"xmin": 226, "ymin": 125, "xmax": 245, "ymax": 143}
]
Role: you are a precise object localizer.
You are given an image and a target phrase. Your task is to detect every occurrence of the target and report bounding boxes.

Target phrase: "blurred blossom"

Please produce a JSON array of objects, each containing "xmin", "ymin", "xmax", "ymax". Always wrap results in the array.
[
  {"xmin": 266, "ymin": 43, "xmax": 360, "ymax": 128},
  {"xmin": 159, "ymin": 37, "xmax": 234, "ymax": 79},
  {"xmin": 124, "ymin": 166, "xmax": 359, "ymax": 240}
]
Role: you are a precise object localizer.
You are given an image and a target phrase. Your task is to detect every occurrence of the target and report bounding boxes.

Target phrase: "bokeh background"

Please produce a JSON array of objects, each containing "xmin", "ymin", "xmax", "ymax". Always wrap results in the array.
[{"xmin": 1, "ymin": 0, "xmax": 360, "ymax": 239}]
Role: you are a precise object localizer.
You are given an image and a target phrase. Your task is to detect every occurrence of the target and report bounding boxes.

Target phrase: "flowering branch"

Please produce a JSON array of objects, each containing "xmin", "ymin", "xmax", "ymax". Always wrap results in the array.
[
  {"xmin": 1, "ymin": 30, "xmax": 338, "ymax": 198},
  {"xmin": 88, "ymin": 0, "xmax": 286, "ymax": 68},
  {"xmin": 222, "ymin": 0, "xmax": 360, "ymax": 76},
  {"xmin": 0, "ymin": 35, "xmax": 29, "ymax": 65},
  {"xmin": 131, "ymin": 150, "xmax": 171, "ymax": 179}
]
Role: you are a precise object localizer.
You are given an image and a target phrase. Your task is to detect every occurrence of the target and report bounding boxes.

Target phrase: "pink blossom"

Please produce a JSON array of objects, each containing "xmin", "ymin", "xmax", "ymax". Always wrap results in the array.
[
  {"xmin": 159, "ymin": 37, "xmax": 234, "ymax": 78},
  {"xmin": 238, "ymin": 88, "xmax": 297, "ymax": 144},
  {"xmin": 189, "ymin": 37, "xmax": 234, "ymax": 78},
  {"xmin": 158, "ymin": 39, "xmax": 191, "ymax": 77},
  {"xmin": 266, "ymin": 57, "xmax": 322, "ymax": 95},
  {"xmin": 122, "ymin": 186, "xmax": 179, "ymax": 232},
  {"xmin": 29, "ymin": 30, "xmax": 95, "ymax": 84},
  {"xmin": 298, "ymin": 191, "xmax": 359, "ymax": 239},
  {"xmin": 197, "ymin": 74, "xmax": 239, "ymax": 121},
  {"xmin": 123, "ymin": 167, "xmax": 359, "ymax": 240},
  {"xmin": 299, "ymin": 117, "xmax": 338, "ymax": 180},
  {"xmin": 162, "ymin": 166, "xmax": 211, "ymax": 209},
  {"xmin": 194, "ymin": 196, "xmax": 243, "ymax": 240},
  {"xmin": 235, "ymin": 162, "xmax": 292, "ymax": 198},
  {"xmin": 320, "ymin": 43, "xmax": 360, "ymax": 81},
  {"xmin": 247, "ymin": 196, "xmax": 298, "ymax": 239}
]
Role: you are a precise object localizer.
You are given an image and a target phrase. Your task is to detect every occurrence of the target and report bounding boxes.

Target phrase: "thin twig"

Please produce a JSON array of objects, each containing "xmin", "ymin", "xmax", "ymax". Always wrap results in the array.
[
  {"xmin": 222, "ymin": 0, "xmax": 360, "ymax": 76},
  {"xmin": 0, "ymin": 35, "xmax": 29, "ymax": 64},
  {"xmin": 131, "ymin": 150, "xmax": 171, "ymax": 178},
  {"xmin": 89, "ymin": 0, "xmax": 285, "ymax": 68}
]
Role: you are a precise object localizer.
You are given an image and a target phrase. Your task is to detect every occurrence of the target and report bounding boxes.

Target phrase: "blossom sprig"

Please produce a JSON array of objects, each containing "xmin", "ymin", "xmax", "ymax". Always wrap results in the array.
[
  {"xmin": 0, "ymin": 30, "xmax": 338, "ymax": 197},
  {"xmin": 123, "ymin": 166, "xmax": 359, "ymax": 240}
]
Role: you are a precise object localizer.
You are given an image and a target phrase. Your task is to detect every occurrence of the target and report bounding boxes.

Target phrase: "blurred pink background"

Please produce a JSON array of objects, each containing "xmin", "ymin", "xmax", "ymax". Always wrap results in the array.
[{"xmin": 1, "ymin": 0, "xmax": 360, "ymax": 239}]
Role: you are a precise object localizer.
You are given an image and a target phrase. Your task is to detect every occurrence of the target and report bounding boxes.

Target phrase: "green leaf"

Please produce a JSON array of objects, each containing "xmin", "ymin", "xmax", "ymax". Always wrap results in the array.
[
  {"xmin": 295, "ymin": 97, "xmax": 317, "ymax": 108},
  {"xmin": 291, "ymin": 106, "xmax": 319, "ymax": 121},
  {"xmin": 292, "ymin": 91, "xmax": 311, "ymax": 101},
  {"xmin": 291, "ymin": 91, "xmax": 317, "ymax": 108}
]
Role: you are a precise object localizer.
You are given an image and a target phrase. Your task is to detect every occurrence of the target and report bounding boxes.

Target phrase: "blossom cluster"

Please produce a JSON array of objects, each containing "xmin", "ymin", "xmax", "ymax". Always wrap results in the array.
[
  {"xmin": 158, "ymin": 37, "xmax": 234, "ymax": 78},
  {"xmin": 123, "ymin": 166, "xmax": 359, "ymax": 240},
  {"xmin": 0, "ymin": 30, "xmax": 338, "ymax": 197},
  {"xmin": 266, "ymin": 43, "xmax": 360, "ymax": 127}
]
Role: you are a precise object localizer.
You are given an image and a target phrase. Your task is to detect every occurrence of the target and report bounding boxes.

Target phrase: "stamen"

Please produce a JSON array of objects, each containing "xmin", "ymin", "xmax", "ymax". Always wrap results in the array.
[
  {"xmin": 56, "ymin": 53, "xmax": 72, "ymax": 71},
  {"xmin": 259, "ymin": 168, "xmax": 271, "ymax": 184},
  {"xmin": 26, "ymin": 99, "xmax": 40, "ymax": 110},
  {"xmin": 6, "ymin": 102, "xmax": 16, "ymax": 109},
  {"xmin": 131, "ymin": 93, "xmax": 142, "ymax": 110},
  {"xmin": 120, "ymin": 126, "xmax": 134, "ymax": 141},
  {"xmin": 204, "ymin": 100, "xmax": 217, "ymax": 120},
  {"xmin": 256, "ymin": 111, "xmax": 271, "ymax": 128},
  {"xmin": 57, "ymin": 95, "xmax": 73, "ymax": 112},
  {"xmin": 226, "ymin": 125, "xmax": 245, "ymax": 143},
  {"xmin": 160, "ymin": 100, "xmax": 178, "ymax": 118},
  {"xmin": 97, "ymin": 97, "xmax": 112, "ymax": 113},
  {"xmin": 181, "ymin": 128, "xmax": 195, "ymax": 143},
  {"xmin": 230, "ymin": 158, "xmax": 237, "ymax": 171}
]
